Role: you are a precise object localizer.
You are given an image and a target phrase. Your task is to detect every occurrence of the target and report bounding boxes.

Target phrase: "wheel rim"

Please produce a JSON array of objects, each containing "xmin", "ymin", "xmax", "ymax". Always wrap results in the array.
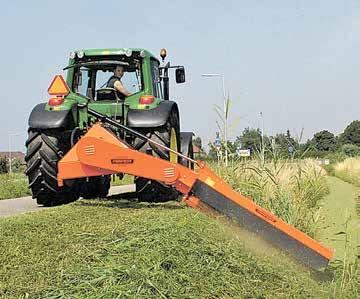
[{"xmin": 169, "ymin": 128, "xmax": 178, "ymax": 163}]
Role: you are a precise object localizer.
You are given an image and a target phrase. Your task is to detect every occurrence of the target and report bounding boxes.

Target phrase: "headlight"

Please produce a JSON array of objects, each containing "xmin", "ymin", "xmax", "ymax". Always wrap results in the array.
[
  {"xmin": 124, "ymin": 48, "xmax": 132, "ymax": 57},
  {"xmin": 77, "ymin": 50, "xmax": 85, "ymax": 58},
  {"xmin": 69, "ymin": 51, "xmax": 76, "ymax": 59},
  {"xmin": 140, "ymin": 50, "xmax": 146, "ymax": 58}
]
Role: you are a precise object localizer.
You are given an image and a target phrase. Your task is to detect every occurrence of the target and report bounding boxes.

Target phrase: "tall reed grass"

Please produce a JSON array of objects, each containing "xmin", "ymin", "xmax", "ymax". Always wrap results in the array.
[
  {"xmin": 333, "ymin": 157, "xmax": 360, "ymax": 187},
  {"xmin": 208, "ymin": 156, "xmax": 328, "ymax": 237},
  {"xmin": 329, "ymin": 216, "xmax": 360, "ymax": 298}
]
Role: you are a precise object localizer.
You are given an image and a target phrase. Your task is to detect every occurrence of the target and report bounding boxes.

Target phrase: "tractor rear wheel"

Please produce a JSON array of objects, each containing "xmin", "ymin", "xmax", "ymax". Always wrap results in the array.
[
  {"xmin": 25, "ymin": 128, "xmax": 80, "ymax": 206},
  {"xmin": 134, "ymin": 112, "xmax": 180, "ymax": 202}
]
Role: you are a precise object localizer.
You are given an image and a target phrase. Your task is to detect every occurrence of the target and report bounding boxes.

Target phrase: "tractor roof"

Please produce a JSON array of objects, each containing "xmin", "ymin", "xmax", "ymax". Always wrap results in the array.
[{"xmin": 76, "ymin": 48, "xmax": 158, "ymax": 60}]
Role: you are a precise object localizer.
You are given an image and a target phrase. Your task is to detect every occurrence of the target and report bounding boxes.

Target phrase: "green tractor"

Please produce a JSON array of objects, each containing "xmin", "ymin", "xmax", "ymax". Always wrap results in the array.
[{"xmin": 25, "ymin": 48, "xmax": 194, "ymax": 206}]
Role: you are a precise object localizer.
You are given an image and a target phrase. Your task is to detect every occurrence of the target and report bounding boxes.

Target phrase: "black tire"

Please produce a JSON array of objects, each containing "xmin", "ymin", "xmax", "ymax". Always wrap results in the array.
[
  {"xmin": 25, "ymin": 128, "xmax": 80, "ymax": 206},
  {"xmin": 80, "ymin": 175, "xmax": 111, "ymax": 199},
  {"xmin": 134, "ymin": 112, "xmax": 180, "ymax": 202},
  {"xmin": 179, "ymin": 134, "xmax": 194, "ymax": 170}
]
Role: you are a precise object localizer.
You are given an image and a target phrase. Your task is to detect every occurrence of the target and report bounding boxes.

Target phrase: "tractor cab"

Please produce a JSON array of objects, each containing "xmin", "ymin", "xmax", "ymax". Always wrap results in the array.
[
  {"xmin": 63, "ymin": 48, "xmax": 185, "ymax": 103},
  {"xmin": 64, "ymin": 55, "xmax": 143, "ymax": 102}
]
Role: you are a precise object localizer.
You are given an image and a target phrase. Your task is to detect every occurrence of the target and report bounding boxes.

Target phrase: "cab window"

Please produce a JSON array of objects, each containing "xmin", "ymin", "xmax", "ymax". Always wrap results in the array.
[{"xmin": 150, "ymin": 59, "xmax": 162, "ymax": 99}]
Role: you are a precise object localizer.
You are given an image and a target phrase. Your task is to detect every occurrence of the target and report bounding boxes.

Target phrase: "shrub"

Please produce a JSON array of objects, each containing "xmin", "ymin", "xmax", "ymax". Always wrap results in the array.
[
  {"xmin": 0, "ymin": 157, "xmax": 8, "ymax": 173},
  {"xmin": 341, "ymin": 144, "xmax": 360, "ymax": 157}
]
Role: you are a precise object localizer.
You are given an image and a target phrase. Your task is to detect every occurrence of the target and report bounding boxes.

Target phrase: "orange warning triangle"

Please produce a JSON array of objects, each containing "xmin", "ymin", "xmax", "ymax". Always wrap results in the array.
[{"xmin": 47, "ymin": 75, "xmax": 70, "ymax": 96}]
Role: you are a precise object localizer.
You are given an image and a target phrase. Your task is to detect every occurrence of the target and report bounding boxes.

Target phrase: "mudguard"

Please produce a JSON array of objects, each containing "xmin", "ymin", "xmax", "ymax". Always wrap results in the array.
[
  {"xmin": 28, "ymin": 103, "xmax": 77, "ymax": 129},
  {"xmin": 127, "ymin": 101, "xmax": 179, "ymax": 128}
]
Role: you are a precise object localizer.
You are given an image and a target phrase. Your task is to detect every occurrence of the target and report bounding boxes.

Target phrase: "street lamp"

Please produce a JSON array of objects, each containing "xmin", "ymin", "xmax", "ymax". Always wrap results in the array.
[
  {"xmin": 8, "ymin": 132, "xmax": 22, "ymax": 173},
  {"xmin": 201, "ymin": 73, "xmax": 229, "ymax": 166}
]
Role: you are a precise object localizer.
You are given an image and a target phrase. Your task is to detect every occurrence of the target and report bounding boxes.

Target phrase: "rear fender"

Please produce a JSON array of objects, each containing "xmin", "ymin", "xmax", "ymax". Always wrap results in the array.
[
  {"xmin": 28, "ymin": 103, "xmax": 77, "ymax": 129},
  {"xmin": 127, "ymin": 101, "xmax": 179, "ymax": 128}
]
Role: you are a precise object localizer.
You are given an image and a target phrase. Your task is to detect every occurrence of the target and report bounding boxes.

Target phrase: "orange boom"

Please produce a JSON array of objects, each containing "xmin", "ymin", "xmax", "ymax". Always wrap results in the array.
[{"xmin": 58, "ymin": 117, "xmax": 333, "ymax": 270}]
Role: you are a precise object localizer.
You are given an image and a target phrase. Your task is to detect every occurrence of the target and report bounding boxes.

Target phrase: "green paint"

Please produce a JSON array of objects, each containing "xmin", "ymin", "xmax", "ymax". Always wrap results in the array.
[{"xmin": 318, "ymin": 176, "xmax": 360, "ymax": 262}]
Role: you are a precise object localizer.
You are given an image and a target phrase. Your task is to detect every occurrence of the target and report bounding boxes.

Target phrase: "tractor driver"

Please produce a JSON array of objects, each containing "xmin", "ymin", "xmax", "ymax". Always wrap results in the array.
[{"xmin": 106, "ymin": 65, "xmax": 132, "ymax": 98}]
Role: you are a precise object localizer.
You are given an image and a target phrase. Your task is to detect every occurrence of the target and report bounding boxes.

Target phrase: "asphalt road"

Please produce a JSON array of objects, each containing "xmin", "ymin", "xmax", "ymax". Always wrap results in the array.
[{"xmin": 0, "ymin": 184, "xmax": 136, "ymax": 218}]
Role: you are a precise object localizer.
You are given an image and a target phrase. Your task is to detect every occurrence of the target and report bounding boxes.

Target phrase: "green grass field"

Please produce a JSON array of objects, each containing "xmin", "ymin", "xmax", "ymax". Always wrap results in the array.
[
  {"xmin": 0, "ymin": 198, "xmax": 358, "ymax": 298},
  {"xmin": 1, "ymin": 162, "xmax": 359, "ymax": 298}
]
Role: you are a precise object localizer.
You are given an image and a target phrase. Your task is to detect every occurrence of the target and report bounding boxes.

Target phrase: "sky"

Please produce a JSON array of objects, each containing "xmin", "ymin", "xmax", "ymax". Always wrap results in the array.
[{"xmin": 0, "ymin": 0, "xmax": 359, "ymax": 151}]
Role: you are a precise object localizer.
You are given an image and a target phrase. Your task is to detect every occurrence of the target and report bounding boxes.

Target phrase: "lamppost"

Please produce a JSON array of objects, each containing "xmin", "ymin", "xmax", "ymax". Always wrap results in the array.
[
  {"xmin": 201, "ymin": 73, "xmax": 229, "ymax": 166},
  {"xmin": 8, "ymin": 132, "xmax": 21, "ymax": 173}
]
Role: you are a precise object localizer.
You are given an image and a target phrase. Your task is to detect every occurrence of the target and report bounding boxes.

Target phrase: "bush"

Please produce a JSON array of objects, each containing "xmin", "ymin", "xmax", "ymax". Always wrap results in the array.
[
  {"xmin": 0, "ymin": 157, "xmax": 8, "ymax": 173},
  {"xmin": 341, "ymin": 144, "xmax": 360, "ymax": 157}
]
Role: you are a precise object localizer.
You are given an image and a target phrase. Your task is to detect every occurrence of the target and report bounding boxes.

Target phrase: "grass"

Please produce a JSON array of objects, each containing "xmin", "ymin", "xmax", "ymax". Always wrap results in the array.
[
  {"xmin": 0, "ymin": 173, "xmax": 134, "ymax": 200},
  {"xmin": 1, "ymin": 157, "xmax": 358, "ymax": 297},
  {"xmin": 1, "ymin": 199, "xmax": 355, "ymax": 299},
  {"xmin": 317, "ymin": 176, "xmax": 359, "ymax": 264},
  {"xmin": 332, "ymin": 157, "xmax": 360, "ymax": 187},
  {"xmin": 0, "ymin": 173, "xmax": 31, "ymax": 200},
  {"xmin": 209, "ymin": 158, "xmax": 328, "ymax": 237},
  {"xmin": 111, "ymin": 174, "xmax": 134, "ymax": 186}
]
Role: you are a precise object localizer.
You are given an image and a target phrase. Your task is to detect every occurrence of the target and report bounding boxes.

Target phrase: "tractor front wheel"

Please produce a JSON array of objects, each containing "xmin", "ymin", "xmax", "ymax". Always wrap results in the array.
[
  {"xmin": 25, "ymin": 128, "xmax": 80, "ymax": 206},
  {"xmin": 134, "ymin": 112, "xmax": 180, "ymax": 202}
]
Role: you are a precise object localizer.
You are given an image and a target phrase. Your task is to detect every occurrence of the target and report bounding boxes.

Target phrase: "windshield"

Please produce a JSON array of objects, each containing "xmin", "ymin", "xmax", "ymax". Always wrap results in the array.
[{"xmin": 71, "ymin": 59, "xmax": 143, "ymax": 99}]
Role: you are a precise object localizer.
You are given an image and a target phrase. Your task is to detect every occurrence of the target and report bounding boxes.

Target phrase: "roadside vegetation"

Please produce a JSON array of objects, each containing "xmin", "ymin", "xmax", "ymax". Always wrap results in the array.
[
  {"xmin": 209, "ymin": 155, "xmax": 328, "ymax": 237},
  {"xmin": 0, "ymin": 199, "xmax": 358, "ymax": 298},
  {"xmin": 0, "ymin": 155, "xmax": 134, "ymax": 200},
  {"xmin": 0, "ymin": 173, "xmax": 31, "ymax": 200},
  {"xmin": 330, "ymin": 157, "xmax": 360, "ymax": 187},
  {"xmin": 0, "ymin": 157, "xmax": 30, "ymax": 199}
]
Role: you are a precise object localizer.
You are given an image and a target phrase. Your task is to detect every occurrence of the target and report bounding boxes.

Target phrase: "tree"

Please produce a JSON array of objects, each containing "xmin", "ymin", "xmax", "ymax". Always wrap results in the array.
[
  {"xmin": 312, "ymin": 130, "xmax": 337, "ymax": 152},
  {"xmin": 273, "ymin": 130, "xmax": 298, "ymax": 156},
  {"xmin": 11, "ymin": 158, "xmax": 25, "ymax": 173},
  {"xmin": 340, "ymin": 120, "xmax": 360, "ymax": 146},
  {"xmin": 237, "ymin": 127, "xmax": 262, "ymax": 153},
  {"xmin": 341, "ymin": 144, "xmax": 360, "ymax": 157},
  {"xmin": 0, "ymin": 157, "xmax": 8, "ymax": 173}
]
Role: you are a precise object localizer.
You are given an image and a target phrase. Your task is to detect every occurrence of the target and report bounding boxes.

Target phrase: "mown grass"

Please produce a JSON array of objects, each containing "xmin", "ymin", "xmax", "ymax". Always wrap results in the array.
[
  {"xmin": 1, "ymin": 157, "xmax": 358, "ymax": 297},
  {"xmin": 1, "ymin": 199, "xmax": 355, "ymax": 299},
  {"xmin": 0, "ymin": 173, "xmax": 31, "ymax": 200}
]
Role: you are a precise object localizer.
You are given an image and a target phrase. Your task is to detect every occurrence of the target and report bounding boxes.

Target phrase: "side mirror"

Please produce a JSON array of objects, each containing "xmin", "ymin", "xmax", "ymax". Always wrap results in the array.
[{"xmin": 175, "ymin": 67, "xmax": 185, "ymax": 83}]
